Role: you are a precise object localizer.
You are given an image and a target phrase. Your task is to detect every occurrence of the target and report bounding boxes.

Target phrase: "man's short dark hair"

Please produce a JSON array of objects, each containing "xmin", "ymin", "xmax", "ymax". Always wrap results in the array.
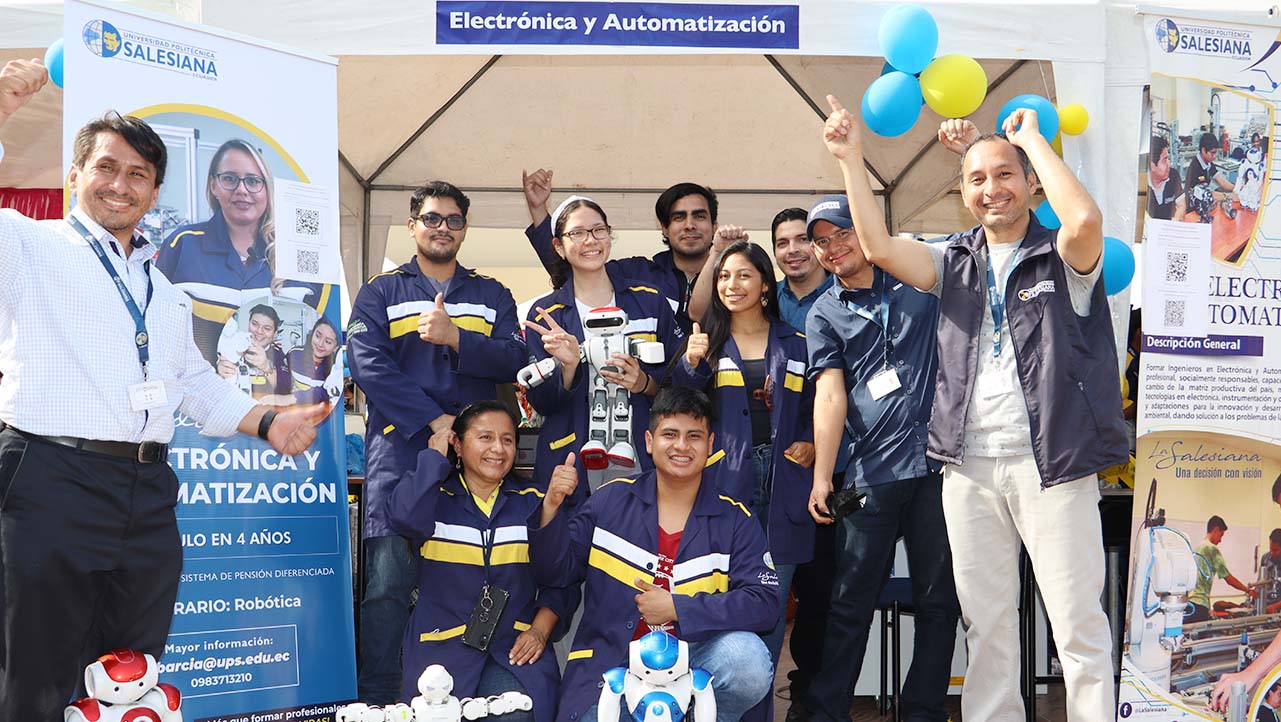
[
  {"xmin": 1150, "ymin": 136, "xmax": 1169, "ymax": 165},
  {"xmin": 649, "ymin": 385, "xmax": 713, "ymax": 430},
  {"xmin": 410, "ymin": 181, "xmax": 470, "ymax": 219},
  {"xmin": 1199, "ymin": 132, "xmax": 1219, "ymax": 153},
  {"xmin": 72, "ymin": 111, "xmax": 167, "ymax": 187},
  {"xmin": 961, "ymin": 133, "xmax": 1033, "ymax": 180},
  {"xmin": 248, "ymin": 304, "xmax": 281, "ymax": 329},
  {"xmin": 1208, "ymin": 515, "xmax": 1228, "ymax": 533},
  {"xmin": 655, "ymin": 183, "xmax": 718, "ymax": 229},
  {"xmin": 1269, "ymin": 528, "xmax": 1281, "ymax": 547},
  {"xmin": 770, "ymin": 208, "xmax": 808, "ymax": 242},
  {"xmin": 1272, "ymin": 473, "xmax": 1281, "ymax": 504}
]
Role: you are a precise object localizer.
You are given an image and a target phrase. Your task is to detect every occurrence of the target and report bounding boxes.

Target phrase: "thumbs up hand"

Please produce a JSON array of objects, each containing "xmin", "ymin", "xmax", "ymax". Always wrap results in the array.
[
  {"xmin": 684, "ymin": 322, "xmax": 710, "ymax": 368},
  {"xmin": 418, "ymin": 292, "xmax": 460, "ymax": 350},
  {"xmin": 540, "ymin": 452, "xmax": 578, "ymax": 526}
]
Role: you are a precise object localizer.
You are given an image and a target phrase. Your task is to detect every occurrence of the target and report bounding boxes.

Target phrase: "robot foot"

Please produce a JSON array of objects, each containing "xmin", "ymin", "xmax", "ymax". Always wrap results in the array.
[
  {"xmin": 581, "ymin": 440, "xmax": 610, "ymax": 471},
  {"xmin": 606, "ymin": 442, "xmax": 638, "ymax": 469}
]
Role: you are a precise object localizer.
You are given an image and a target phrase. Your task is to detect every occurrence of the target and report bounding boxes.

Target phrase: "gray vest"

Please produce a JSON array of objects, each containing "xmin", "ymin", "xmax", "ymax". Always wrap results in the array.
[{"xmin": 927, "ymin": 215, "xmax": 1129, "ymax": 487}]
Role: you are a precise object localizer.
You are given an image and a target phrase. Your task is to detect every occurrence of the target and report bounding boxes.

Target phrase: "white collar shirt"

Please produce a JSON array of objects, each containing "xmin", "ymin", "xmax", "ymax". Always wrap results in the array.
[{"xmin": 0, "ymin": 205, "xmax": 256, "ymax": 442}]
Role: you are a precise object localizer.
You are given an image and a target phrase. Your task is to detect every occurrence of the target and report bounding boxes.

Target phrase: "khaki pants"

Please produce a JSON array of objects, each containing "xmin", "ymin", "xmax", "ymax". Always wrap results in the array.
[{"xmin": 942, "ymin": 453, "xmax": 1114, "ymax": 722}]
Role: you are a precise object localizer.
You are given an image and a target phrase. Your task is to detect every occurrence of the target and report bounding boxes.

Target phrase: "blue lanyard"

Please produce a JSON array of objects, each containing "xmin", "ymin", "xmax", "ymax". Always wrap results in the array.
[
  {"xmin": 68, "ymin": 216, "xmax": 154, "ymax": 376},
  {"xmin": 984, "ymin": 243, "xmax": 1023, "ymax": 358}
]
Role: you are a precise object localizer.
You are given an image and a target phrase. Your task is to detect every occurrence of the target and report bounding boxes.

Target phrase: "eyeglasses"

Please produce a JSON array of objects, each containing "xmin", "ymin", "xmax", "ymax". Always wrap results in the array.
[
  {"xmin": 417, "ymin": 212, "xmax": 466, "ymax": 230},
  {"xmin": 214, "ymin": 172, "xmax": 266, "ymax": 193},
  {"xmin": 811, "ymin": 227, "xmax": 854, "ymax": 249},
  {"xmin": 561, "ymin": 225, "xmax": 612, "ymax": 243}
]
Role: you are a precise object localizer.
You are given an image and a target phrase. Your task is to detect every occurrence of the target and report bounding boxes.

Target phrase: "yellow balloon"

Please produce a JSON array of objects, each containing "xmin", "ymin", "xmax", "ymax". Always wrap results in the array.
[
  {"xmin": 919, "ymin": 54, "xmax": 988, "ymax": 118},
  {"xmin": 1051, "ymin": 133, "xmax": 1063, "ymax": 156},
  {"xmin": 1058, "ymin": 103, "xmax": 1089, "ymax": 135}
]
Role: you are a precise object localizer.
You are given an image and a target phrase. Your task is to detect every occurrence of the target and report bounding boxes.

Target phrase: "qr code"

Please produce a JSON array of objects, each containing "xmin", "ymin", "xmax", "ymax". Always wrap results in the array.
[
  {"xmin": 1165, "ymin": 252, "xmax": 1188, "ymax": 283},
  {"xmin": 294, "ymin": 207, "xmax": 320, "ymax": 236},
  {"xmin": 1164, "ymin": 298, "xmax": 1185, "ymax": 328},
  {"xmin": 295, "ymin": 248, "xmax": 319, "ymax": 276}
]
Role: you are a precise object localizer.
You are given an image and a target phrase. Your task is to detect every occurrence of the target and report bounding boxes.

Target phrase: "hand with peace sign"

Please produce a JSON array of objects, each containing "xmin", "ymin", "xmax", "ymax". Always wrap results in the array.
[
  {"xmin": 822, "ymin": 94, "xmax": 862, "ymax": 161},
  {"xmin": 418, "ymin": 292, "xmax": 460, "ymax": 351},
  {"xmin": 522, "ymin": 168, "xmax": 554, "ymax": 225},
  {"xmin": 684, "ymin": 322, "xmax": 709, "ymax": 368},
  {"xmin": 540, "ymin": 451, "xmax": 579, "ymax": 527},
  {"xmin": 634, "ymin": 577, "xmax": 677, "ymax": 626},
  {"xmin": 523, "ymin": 307, "xmax": 582, "ymax": 388}
]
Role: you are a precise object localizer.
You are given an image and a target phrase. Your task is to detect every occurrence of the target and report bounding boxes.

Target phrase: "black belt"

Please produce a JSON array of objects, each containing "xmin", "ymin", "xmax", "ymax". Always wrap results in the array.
[{"xmin": 0, "ymin": 423, "xmax": 168, "ymax": 463}]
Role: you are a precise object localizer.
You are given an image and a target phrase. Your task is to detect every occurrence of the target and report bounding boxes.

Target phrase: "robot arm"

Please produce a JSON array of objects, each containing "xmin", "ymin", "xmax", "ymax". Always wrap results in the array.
[
  {"xmin": 517, "ymin": 357, "xmax": 561, "ymax": 390},
  {"xmin": 599, "ymin": 667, "xmax": 628, "ymax": 722},
  {"xmin": 690, "ymin": 669, "xmax": 716, "ymax": 722}
]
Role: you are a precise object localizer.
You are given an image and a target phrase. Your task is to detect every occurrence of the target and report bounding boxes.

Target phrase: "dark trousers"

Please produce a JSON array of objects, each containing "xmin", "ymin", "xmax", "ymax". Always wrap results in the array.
[
  {"xmin": 0, "ymin": 428, "xmax": 182, "ymax": 721},
  {"xmin": 787, "ymin": 521, "xmax": 837, "ymax": 707},
  {"xmin": 804, "ymin": 473, "xmax": 959, "ymax": 722}
]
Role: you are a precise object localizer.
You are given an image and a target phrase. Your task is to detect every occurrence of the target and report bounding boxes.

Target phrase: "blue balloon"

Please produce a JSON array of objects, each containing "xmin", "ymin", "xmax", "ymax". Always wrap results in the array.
[
  {"xmin": 44, "ymin": 38, "xmax": 64, "ymax": 88},
  {"xmin": 861, "ymin": 71, "xmax": 923, "ymax": 138},
  {"xmin": 880, "ymin": 62, "xmax": 924, "ymax": 105},
  {"xmin": 1034, "ymin": 200, "xmax": 1061, "ymax": 229},
  {"xmin": 1102, "ymin": 236, "xmax": 1135, "ymax": 296},
  {"xmin": 996, "ymin": 94, "xmax": 1059, "ymax": 144},
  {"xmin": 879, "ymin": 5, "xmax": 938, "ymax": 75}
]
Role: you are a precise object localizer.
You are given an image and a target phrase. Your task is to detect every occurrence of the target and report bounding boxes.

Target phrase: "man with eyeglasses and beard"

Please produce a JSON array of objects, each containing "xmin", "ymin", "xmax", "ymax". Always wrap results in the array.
[
  {"xmin": 347, "ymin": 180, "xmax": 527, "ymax": 704},
  {"xmin": 522, "ymin": 169, "xmax": 721, "ymax": 333}
]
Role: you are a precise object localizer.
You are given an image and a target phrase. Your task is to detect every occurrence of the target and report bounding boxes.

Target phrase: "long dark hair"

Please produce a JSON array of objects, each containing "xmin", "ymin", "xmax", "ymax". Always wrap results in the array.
[
  {"xmin": 699, "ymin": 241, "xmax": 779, "ymax": 362},
  {"xmin": 300, "ymin": 317, "xmax": 339, "ymax": 376},
  {"xmin": 550, "ymin": 198, "xmax": 610, "ymax": 289}
]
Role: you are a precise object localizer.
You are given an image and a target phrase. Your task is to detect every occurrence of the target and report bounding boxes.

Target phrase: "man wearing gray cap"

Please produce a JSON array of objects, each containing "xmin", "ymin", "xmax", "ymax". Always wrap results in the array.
[{"xmin": 801, "ymin": 193, "xmax": 958, "ymax": 722}]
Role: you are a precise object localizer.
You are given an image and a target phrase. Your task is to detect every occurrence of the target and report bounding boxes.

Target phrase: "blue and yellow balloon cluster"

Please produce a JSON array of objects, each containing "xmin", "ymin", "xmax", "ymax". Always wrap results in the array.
[{"xmin": 864, "ymin": 5, "xmax": 987, "ymax": 137}]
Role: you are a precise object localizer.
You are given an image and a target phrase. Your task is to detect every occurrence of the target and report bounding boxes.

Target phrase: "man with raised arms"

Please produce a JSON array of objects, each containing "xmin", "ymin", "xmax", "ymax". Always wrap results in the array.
[{"xmin": 820, "ymin": 96, "xmax": 1127, "ymax": 722}]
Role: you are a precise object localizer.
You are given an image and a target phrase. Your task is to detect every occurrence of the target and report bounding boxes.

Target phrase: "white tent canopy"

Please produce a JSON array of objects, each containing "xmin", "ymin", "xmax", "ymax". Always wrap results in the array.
[{"xmin": 0, "ymin": 0, "xmax": 1275, "ymax": 305}]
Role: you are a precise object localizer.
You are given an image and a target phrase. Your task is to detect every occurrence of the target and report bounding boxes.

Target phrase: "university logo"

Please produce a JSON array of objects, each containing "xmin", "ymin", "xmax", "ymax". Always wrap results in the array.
[
  {"xmin": 1017, "ymin": 280, "xmax": 1055, "ymax": 302},
  {"xmin": 81, "ymin": 18, "xmax": 219, "ymax": 81},
  {"xmin": 82, "ymin": 19, "xmax": 123, "ymax": 58},
  {"xmin": 1155, "ymin": 18, "xmax": 1180, "ymax": 54},
  {"xmin": 1155, "ymin": 16, "xmax": 1252, "ymax": 61}
]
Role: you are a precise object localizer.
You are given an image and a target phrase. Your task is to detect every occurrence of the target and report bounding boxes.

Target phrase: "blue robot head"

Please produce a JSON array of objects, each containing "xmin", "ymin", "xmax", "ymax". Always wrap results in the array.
[{"xmin": 637, "ymin": 631, "xmax": 681, "ymax": 671}]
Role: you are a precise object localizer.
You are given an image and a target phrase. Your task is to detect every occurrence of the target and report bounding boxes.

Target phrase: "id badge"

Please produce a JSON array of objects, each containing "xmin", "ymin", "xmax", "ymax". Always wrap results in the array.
[
  {"xmin": 867, "ymin": 367, "xmax": 902, "ymax": 400},
  {"xmin": 461, "ymin": 584, "xmax": 509, "ymax": 652},
  {"xmin": 129, "ymin": 380, "xmax": 168, "ymax": 411}
]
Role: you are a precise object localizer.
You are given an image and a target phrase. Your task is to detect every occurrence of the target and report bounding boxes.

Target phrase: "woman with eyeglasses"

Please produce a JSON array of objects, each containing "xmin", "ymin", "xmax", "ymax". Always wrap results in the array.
[
  {"xmin": 158, "ymin": 138, "xmax": 318, "ymax": 364},
  {"xmin": 387, "ymin": 400, "xmax": 576, "ymax": 722},
  {"xmin": 259, "ymin": 316, "xmax": 342, "ymax": 407},
  {"xmin": 521, "ymin": 197, "xmax": 684, "ymax": 506},
  {"xmin": 668, "ymin": 241, "xmax": 815, "ymax": 667}
]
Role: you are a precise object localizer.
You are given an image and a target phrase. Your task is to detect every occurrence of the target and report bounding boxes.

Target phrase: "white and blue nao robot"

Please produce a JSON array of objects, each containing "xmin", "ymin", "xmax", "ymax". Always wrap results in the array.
[
  {"xmin": 518, "ymin": 306, "xmax": 665, "ymax": 489},
  {"xmin": 598, "ymin": 631, "xmax": 715, "ymax": 722}
]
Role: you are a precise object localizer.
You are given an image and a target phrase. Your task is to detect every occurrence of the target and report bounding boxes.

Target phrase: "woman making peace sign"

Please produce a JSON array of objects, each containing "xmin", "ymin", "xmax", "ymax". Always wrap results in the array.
[{"xmin": 522, "ymin": 197, "xmax": 683, "ymax": 505}]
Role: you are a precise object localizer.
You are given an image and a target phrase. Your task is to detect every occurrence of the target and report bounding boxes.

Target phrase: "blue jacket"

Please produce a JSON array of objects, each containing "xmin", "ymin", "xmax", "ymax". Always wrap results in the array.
[
  {"xmin": 389, "ymin": 450, "xmax": 575, "ymax": 722},
  {"xmin": 523, "ymin": 266, "xmax": 684, "ymax": 504},
  {"xmin": 528, "ymin": 470, "xmax": 780, "ymax": 722},
  {"xmin": 526, "ymin": 218, "xmax": 693, "ymax": 331},
  {"xmin": 349, "ymin": 260, "xmax": 525, "ymax": 537},
  {"xmin": 667, "ymin": 319, "xmax": 816, "ymax": 564},
  {"xmin": 157, "ymin": 212, "xmax": 323, "ymax": 364},
  {"xmin": 286, "ymin": 347, "xmax": 334, "ymax": 405}
]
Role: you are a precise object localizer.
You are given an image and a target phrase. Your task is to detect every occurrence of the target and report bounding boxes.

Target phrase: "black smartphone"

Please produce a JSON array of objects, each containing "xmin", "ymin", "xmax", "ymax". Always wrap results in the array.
[{"xmin": 461, "ymin": 585, "xmax": 509, "ymax": 652}]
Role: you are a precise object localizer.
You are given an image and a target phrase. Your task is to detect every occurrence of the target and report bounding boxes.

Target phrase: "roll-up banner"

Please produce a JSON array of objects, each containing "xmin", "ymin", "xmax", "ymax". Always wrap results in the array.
[
  {"xmin": 1119, "ymin": 11, "xmax": 1281, "ymax": 722},
  {"xmin": 62, "ymin": 1, "xmax": 354, "ymax": 719}
]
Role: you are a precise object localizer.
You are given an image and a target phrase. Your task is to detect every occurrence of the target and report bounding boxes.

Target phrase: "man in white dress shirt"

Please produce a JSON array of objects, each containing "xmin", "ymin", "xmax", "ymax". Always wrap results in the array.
[{"xmin": 0, "ymin": 59, "xmax": 326, "ymax": 721}]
